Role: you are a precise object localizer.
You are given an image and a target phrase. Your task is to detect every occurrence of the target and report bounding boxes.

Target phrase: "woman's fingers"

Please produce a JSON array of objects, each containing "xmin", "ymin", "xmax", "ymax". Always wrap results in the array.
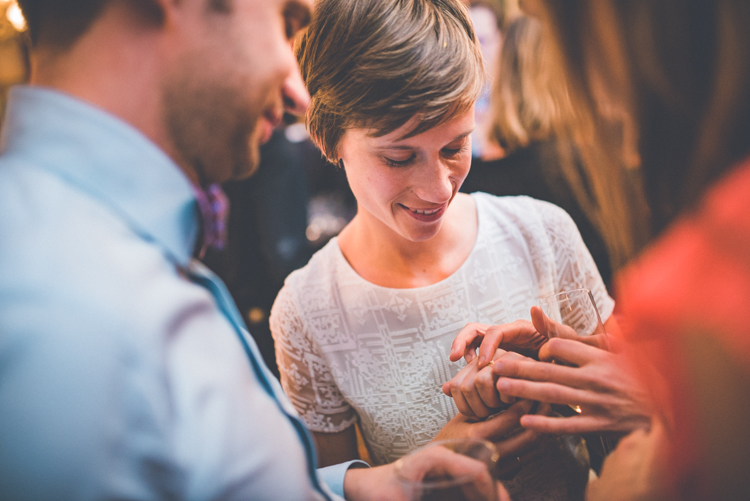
[
  {"xmin": 475, "ymin": 320, "xmax": 545, "ymax": 367},
  {"xmin": 450, "ymin": 322, "xmax": 490, "ymax": 362},
  {"xmin": 451, "ymin": 320, "xmax": 547, "ymax": 366},
  {"xmin": 447, "ymin": 357, "xmax": 499, "ymax": 418},
  {"xmin": 474, "ymin": 363, "xmax": 504, "ymax": 409},
  {"xmin": 447, "ymin": 363, "xmax": 480, "ymax": 418},
  {"xmin": 461, "ymin": 368, "xmax": 496, "ymax": 419}
]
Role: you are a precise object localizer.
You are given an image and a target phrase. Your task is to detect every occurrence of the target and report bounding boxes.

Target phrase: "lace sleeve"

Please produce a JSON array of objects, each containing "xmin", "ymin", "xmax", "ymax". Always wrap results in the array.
[
  {"xmin": 270, "ymin": 284, "xmax": 357, "ymax": 433},
  {"xmin": 536, "ymin": 201, "xmax": 615, "ymax": 322}
]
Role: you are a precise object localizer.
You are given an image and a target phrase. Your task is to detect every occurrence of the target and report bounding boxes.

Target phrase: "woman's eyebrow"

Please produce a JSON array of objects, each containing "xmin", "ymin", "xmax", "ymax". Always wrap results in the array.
[{"xmin": 378, "ymin": 130, "xmax": 475, "ymax": 149}]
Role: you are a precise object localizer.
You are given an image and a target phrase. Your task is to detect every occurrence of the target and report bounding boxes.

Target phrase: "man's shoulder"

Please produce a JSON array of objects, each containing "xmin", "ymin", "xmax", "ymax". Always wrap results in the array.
[{"xmin": 0, "ymin": 160, "xmax": 195, "ymax": 346}]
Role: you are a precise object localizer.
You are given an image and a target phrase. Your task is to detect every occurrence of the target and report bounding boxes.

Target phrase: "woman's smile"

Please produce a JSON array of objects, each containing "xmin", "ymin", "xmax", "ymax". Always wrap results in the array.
[{"xmin": 398, "ymin": 202, "xmax": 447, "ymax": 223}]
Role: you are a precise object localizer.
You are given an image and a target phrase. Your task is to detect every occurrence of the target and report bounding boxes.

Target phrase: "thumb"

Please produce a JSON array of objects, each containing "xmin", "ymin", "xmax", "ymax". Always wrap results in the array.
[{"xmin": 530, "ymin": 306, "xmax": 548, "ymax": 337}]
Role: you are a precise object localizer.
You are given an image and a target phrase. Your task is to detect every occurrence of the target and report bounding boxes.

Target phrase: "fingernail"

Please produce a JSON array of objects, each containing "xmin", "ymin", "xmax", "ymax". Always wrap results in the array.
[
  {"xmin": 478, "ymin": 356, "xmax": 487, "ymax": 366},
  {"xmin": 498, "ymin": 379, "xmax": 509, "ymax": 390},
  {"xmin": 492, "ymin": 361, "xmax": 503, "ymax": 372}
]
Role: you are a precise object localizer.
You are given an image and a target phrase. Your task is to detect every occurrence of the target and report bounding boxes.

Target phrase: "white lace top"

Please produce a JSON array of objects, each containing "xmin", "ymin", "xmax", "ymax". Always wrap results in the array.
[{"xmin": 270, "ymin": 193, "xmax": 614, "ymax": 466}]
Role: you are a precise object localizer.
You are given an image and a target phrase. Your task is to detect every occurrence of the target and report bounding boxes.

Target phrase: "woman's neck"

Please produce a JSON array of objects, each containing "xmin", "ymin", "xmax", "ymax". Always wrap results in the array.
[{"xmin": 337, "ymin": 193, "xmax": 478, "ymax": 288}]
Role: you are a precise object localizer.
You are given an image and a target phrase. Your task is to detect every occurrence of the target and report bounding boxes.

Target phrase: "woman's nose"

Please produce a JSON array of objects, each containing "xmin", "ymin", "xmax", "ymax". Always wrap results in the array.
[{"xmin": 413, "ymin": 160, "xmax": 455, "ymax": 203}]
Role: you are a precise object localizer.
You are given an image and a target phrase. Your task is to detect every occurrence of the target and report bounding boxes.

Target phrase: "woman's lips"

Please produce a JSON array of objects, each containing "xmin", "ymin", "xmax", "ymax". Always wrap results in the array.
[{"xmin": 399, "ymin": 203, "xmax": 447, "ymax": 223}]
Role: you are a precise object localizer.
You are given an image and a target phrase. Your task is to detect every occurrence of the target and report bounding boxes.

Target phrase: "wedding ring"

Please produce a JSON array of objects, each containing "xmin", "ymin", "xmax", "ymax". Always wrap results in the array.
[
  {"xmin": 516, "ymin": 456, "xmax": 521, "ymax": 463},
  {"xmin": 486, "ymin": 360, "xmax": 494, "ymax": 367}
]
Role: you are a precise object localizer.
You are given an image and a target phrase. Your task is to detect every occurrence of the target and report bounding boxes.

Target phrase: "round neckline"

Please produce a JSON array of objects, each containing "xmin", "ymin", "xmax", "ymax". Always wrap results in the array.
[{"xmin": 331, "ymin": 192, "xmax": 486, "ymax": 292}]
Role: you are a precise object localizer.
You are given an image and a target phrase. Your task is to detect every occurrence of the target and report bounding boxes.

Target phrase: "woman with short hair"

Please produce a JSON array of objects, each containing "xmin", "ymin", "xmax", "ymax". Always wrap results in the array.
[{"xmin": 270, "ymin": 1, "xmax": 614, "ymax": 497}]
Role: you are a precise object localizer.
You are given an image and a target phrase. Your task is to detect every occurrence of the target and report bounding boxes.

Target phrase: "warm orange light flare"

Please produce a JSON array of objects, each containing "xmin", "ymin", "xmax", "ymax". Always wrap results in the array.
[{"xmin": 5, "ymin": 1, "xmax": 26, "ymax": 32}]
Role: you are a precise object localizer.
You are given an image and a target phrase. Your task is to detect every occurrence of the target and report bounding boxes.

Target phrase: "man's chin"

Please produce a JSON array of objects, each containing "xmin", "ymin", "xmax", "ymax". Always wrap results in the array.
[{"xmin": 233, "ymin": 145, "xmax": 261, "ymax": 180}]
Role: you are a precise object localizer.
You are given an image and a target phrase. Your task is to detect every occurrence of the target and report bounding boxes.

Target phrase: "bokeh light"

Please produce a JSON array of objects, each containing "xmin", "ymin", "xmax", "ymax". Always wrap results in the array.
[{"xmin": 6, "ymin": 1, "xmax": 25, "ymax": 32}]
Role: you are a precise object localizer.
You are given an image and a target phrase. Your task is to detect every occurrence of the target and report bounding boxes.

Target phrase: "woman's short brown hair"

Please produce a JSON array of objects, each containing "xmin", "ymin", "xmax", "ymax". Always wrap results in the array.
[{"xmin": 297, "ymin": 0, "xmax": 486, "ymax": 162}]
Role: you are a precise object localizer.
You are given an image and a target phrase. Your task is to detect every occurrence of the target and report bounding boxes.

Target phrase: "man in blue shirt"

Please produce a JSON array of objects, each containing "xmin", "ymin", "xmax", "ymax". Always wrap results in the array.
[
  {"xmin": 0, "ymin": 1, "xmax": 525, "ymax": 500},
  {"xmin": 0, "ymin": 0, "xmax": 363, "ymax": 499}
]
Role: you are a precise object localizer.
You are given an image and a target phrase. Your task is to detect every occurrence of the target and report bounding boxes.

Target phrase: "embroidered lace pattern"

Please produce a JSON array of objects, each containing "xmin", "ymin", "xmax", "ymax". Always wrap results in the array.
[{"xmin": 270, "ymin": 194, "xmax": 614, "ymax": 466}]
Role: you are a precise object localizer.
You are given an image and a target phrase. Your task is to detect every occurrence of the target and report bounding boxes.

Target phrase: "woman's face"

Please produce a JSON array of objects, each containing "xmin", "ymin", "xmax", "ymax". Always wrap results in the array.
[{"xmin": 338, "ymin": 106, "xmax": 475, "ymax": 243}]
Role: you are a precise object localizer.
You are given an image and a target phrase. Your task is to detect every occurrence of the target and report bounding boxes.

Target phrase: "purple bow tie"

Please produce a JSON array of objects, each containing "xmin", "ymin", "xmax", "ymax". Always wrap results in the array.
[{"xmin": 192, "ymin": 183, "xmax": 229, "ymax": 259}]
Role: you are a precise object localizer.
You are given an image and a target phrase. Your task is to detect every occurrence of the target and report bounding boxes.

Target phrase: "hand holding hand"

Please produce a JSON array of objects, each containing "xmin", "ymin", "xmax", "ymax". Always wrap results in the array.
[
  {"xmin": 442, "ymin": 349, "xmax": 531, "ymax": 419},
  {"xmin": 492, "ymin": 337, "xmax": 652, "ymax": 434}
]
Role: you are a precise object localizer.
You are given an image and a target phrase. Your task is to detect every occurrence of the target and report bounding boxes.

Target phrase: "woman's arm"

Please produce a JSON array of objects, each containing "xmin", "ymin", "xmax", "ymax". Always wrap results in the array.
[{"xmin": 314, "ymin": 427, "xmax": 360, "ymax": 467}]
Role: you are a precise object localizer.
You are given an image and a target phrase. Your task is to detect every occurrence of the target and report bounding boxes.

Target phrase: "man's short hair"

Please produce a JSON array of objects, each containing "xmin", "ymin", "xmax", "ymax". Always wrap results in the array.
[
  {"xmin": 297, "ymin": 0, "xmax": 486, "ymax": 162},
  {"xmin": 16, "ymin": 0, "xmax": 110, "ymax": 48}
]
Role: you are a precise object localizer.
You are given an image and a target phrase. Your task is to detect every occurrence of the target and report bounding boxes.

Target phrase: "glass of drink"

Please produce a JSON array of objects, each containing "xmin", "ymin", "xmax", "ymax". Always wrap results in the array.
[
  {"xmin": 538, "ymin": 288, "xmax": 605, "ymax": 338},
  {"xmin": 395, "ymin": 438, "xmax": 501, "ymax": 501},
  {"xmin": 538, "ymin": 288, "xmax": 612, "ymax": 454}
]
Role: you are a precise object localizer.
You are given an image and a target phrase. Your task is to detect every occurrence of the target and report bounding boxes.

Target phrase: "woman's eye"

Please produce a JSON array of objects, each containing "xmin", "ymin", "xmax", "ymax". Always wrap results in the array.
[
  {"xmin": 383, "ymin": 155, "xmax": 416, "ymax": 167},
  {"xmin": 442, "ymin": 144, "xmax": 467, "ymax": 157}
]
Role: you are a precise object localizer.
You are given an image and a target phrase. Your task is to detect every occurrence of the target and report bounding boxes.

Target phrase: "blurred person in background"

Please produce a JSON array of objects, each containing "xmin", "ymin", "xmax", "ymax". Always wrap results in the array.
[
  {"xmin": 271, "ymin": 0, "xmax": 616, "ymax": 498},
  {"xmin": 466, "ymin": 0, "xmax": 504, "ymax": 158},
  {"xmin": 451, "ymin": 0, "xmax": 750, "ymax": 498},
  {"xmin": 461, "ymin": 15, "xmax": 614, "ymax": 289}
]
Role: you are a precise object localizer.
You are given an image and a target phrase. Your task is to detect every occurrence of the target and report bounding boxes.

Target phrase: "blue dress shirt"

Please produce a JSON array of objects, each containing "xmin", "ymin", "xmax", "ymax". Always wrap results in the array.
[{"xmin": 0, "ymin": 87, "xmax": 360, "ymax": 500}]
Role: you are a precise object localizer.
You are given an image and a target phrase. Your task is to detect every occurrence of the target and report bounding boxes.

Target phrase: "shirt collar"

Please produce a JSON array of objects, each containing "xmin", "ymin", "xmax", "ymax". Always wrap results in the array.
[
  {"xmin": 192, "ymin": 182, "xmax": 229, "ymax": 259},
  {"xmin": 0, "ymin": 85, "xmax": 200, "ymax": 267}
]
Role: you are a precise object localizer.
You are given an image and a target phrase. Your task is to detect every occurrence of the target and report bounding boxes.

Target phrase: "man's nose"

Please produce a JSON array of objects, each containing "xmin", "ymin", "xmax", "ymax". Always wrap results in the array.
[{"xmin": 282, "ymin": 65, "xmax": 310, "ymax": 116}]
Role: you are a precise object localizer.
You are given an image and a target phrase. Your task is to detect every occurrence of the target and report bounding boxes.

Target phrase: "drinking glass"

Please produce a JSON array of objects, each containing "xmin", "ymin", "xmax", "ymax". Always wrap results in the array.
[
  {"xmin": 538, "ymin": 288, "xmax": 605, "ymax": 338},
  {"xmin": 395, "ymin": 438, "xmax": 500, "ymax": 501},
  {"xmin": 538, "ymin": 288, "xmax": 611, "ymax": 454}
]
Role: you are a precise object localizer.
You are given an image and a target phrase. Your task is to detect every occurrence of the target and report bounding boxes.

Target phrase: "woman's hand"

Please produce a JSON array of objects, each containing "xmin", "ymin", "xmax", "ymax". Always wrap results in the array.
[
  {"xmin": 449, "ymin": 320, "xmax": 548, "ymax": 367},
  {"xmin": 442, "ymin": 349, "xmax": 531, "ymax": 419}
]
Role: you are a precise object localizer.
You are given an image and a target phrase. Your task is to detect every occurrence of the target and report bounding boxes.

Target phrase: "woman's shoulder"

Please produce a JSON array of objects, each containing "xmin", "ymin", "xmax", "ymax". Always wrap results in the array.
[
  {"xmin": 285, "ymin": 237, "xmax": 341, "ymax": 280},
  {"xmin": 473, "ymin": 192, "xmax": 572, "ymax": 228},
  {"xmin": 270, "ymin": 240, "xmax": 347, "ymax": 336}
]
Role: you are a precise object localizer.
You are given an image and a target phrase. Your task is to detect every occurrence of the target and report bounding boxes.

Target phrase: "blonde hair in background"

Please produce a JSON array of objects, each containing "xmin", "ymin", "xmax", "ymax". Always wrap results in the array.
[
  {"xmin": 488, "ymin": 15, "xmax": 641, "ymax": 271},
  {"xmin": 487, "ymin": 15, "xmax": 567, "ymax": 153}
]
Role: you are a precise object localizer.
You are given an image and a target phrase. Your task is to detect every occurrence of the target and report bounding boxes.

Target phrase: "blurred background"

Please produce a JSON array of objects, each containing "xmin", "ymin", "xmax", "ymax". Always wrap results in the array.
[{"xmin": 0, "ymin": 0, "xmax": 29, "ymax": 126}]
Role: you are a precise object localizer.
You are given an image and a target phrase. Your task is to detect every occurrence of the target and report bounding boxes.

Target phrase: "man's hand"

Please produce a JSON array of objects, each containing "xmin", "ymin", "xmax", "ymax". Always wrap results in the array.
[
  {"xmin": 343, "ymin": 450, "xmax": 512, "ymax": 501},
  {"xmin": 492, "ymin": 337, "xmax": 652, "ymax": 434},
  {"xmin": 433, "ymin": 398, "xmax": 555, "ymax": 479},
  {"xmin": 586, "ymin": 420, "xmax": 671, "ymax": 501}
]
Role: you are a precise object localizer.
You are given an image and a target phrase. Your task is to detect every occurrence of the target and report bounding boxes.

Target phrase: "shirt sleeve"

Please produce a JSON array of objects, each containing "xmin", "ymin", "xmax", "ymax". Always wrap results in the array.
[
  {"xmin": 270, "ymin": 284, "xmax": 358, "ymax": 433},
  {"xmin": 536, "ymin": 200, "xmax": 615, "ymax": 323},
  {"xmin": 318, "ymin": 460, "xmax": 371, "ymax": 499}
]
